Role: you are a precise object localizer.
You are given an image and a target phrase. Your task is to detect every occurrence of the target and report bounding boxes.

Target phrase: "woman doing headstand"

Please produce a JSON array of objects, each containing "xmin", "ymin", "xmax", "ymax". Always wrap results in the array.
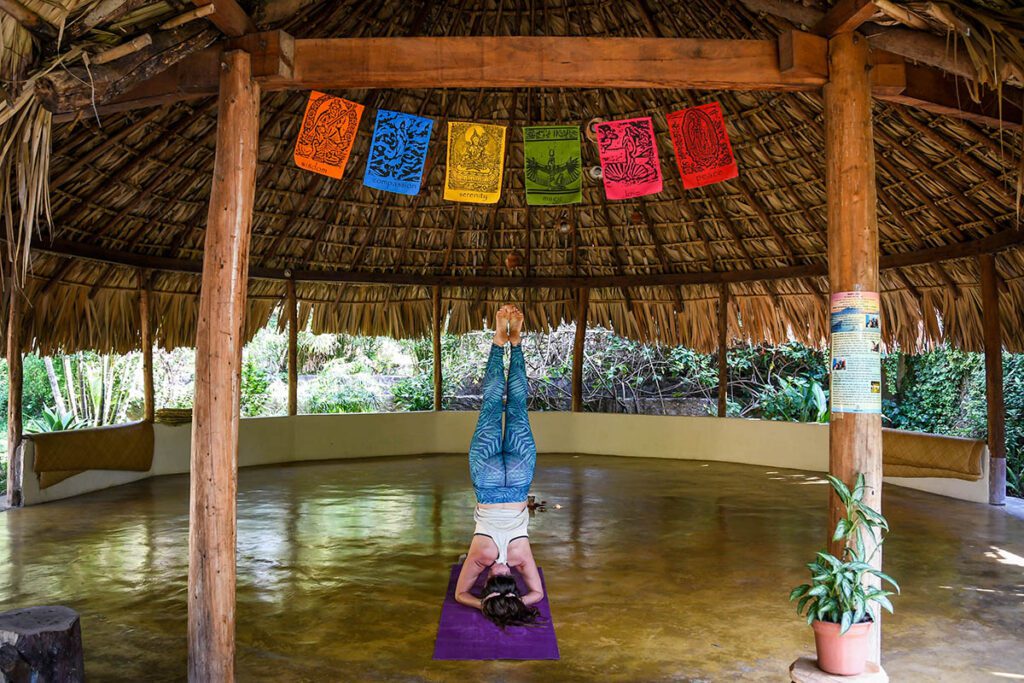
[{"xmin": 455, "ymin": 305, "xmax": 543, "ymax": 628}]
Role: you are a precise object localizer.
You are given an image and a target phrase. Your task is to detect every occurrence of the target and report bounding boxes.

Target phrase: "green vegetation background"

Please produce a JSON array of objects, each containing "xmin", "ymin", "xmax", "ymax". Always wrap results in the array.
[{"xmin": 0, "ymin": 317, "xmax": 1019, "ymax": 496}]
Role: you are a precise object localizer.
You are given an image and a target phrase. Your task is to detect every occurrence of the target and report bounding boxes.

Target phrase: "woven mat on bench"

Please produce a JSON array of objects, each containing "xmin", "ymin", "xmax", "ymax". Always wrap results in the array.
[
  {"xmin": 883, "ymin": 428, "xmax": 985, "ymax": 481},
  {"xmin": 32, "ymin": 421, "xmax": 154, "ymax": 489}
]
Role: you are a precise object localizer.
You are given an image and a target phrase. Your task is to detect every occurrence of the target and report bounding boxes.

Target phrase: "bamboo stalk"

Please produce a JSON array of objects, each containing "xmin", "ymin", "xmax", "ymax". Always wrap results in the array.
[
  {"xmin": 160, "ymin": 4, "xmax": 217, "ymax": 31},
  {"xmin": 91, "ymin": 34, "xmax": 154, "ymax": 65}
]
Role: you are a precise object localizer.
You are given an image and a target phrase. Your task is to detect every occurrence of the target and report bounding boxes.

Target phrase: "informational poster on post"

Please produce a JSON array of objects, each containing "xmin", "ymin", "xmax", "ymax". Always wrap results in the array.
[{"xmin": 829, "ymin": 291, "xmax": 882, "ymax": 414}]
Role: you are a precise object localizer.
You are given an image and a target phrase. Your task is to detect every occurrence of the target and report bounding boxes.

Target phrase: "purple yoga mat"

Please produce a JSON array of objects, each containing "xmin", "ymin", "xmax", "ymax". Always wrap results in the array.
[{"xmin": 433, "ymin": 563, "xmax": 560, "ymax": 661}]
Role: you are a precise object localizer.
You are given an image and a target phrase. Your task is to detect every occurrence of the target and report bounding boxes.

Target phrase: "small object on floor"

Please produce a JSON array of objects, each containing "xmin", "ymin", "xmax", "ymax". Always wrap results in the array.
[
  {"xmin": 434, "ymin": 564, "xmax": 559, "ymax": 661},
  {"xmin": 0, "ymin": 606, "xmax": 84, "ymax": 682},
  {"xmin": 790, "ymin": 657, "xmax": 887, "ymax": 683}
]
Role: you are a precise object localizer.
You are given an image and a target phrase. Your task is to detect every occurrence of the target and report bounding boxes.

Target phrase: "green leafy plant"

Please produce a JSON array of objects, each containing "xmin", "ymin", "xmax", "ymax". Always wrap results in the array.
[
  {"xmin": 26, "ymin": 405, "xmax": 83, "ymax": 433},
  {"xmin": 306, "ymin": 359, "xmax": 382, "ymax": 414},
  {"xmin": 392, "ymin": 373, "xmax": 436, "ymax": 412},
  {"xmin": 790, "ymin": 473, "xmax": 900, "ymax": 634},
  {"xmin": 240, "ymin": 359, "xmax": 271, "ymax": 417},
  {"xmin": 761, "ymin": 376, "xmax": 829, "ymax": 423}
]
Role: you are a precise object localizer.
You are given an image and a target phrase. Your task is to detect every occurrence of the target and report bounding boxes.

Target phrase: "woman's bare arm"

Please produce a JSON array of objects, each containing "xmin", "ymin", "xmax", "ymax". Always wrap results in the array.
[
  {"xmin": 516, "ymin": 554, "xmax": 544, "ymax": 607},
  {"xmin": 455, "ymin": 555, "xmax": 489, "ymax": 610}
]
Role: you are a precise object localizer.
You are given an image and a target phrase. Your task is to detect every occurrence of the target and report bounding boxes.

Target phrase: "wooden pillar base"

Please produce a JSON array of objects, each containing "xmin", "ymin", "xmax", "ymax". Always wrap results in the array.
[{"xmin": 790, "ymin": 657, "xmax": 887, "ymax": 683}]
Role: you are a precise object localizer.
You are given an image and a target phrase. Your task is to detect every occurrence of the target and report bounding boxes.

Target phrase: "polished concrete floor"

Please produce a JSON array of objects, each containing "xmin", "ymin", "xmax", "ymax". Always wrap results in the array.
[{"xmin": 0, "ymin": 454, "xmax": 1022, "ymax": 681}]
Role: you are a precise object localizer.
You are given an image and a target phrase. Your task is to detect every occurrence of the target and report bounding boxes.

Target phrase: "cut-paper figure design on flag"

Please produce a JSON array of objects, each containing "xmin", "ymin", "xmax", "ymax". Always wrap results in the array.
[
  {"xmin": 363, "ymin": 110, "xmax": 433, "ymax": 195},
  {"xmin": 444, "ymin": 122, "xmax": 506, "ymax": 204},
  {"xmin": 667, "ymin": 102, "xmax": 738, "ymax": 189},
  {"xmin": 294, "ymin": 91, "xmax": 364, "ymax": 179},
  {"xmin": 524, "ymin": 125, "xmax": 582, "ymax": 206},
  {"xmin": 594, "ymin": 117, "xmax": 662, "ymax": 200}
]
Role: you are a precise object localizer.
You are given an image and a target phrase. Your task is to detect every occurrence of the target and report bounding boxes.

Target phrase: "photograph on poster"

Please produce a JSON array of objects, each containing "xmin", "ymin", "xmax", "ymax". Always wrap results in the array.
[{"xmin": 829, "ymin": 291, "xmax": 882, "ymax": 414}]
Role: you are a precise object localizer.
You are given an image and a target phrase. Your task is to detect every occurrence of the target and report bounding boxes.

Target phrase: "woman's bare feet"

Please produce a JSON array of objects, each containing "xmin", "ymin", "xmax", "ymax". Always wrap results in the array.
[
  {"xmin": 493, "ymin": 306, "xmax": 510, "ymax": 346},
  {"xmin": 508, "ymin": 305, "xmax": 525, "ymax": 346}
]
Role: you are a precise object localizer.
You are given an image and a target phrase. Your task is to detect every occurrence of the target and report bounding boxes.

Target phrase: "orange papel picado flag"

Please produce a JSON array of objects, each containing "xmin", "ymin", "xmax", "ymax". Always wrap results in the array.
[
  {"xmin": 294, "ymin": 91, "xmax": 364, "ymax": 179},
  {"xmin": 444, "ymin": 121, "xmax": 506, "ymax": 204}
]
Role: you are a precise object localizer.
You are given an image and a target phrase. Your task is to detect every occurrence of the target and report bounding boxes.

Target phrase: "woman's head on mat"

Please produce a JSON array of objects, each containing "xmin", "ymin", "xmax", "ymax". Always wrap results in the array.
[{"xmin": 480, "ymin": 574, "xmax": 540, "ymax": 628}]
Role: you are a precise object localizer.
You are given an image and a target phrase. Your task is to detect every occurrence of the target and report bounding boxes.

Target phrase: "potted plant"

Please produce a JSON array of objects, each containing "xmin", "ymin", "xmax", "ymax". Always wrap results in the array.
[{"xmin": 789, "ymin": 473, "xmax": 900, "ymax": 675}]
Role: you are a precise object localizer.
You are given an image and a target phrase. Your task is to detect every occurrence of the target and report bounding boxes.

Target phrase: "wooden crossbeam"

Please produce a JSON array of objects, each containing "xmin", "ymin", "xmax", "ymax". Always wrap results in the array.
[
  {"xmin": 50, "ymin": 31, "xmax": 1022, "ymax": 132},
  {"xmin": 48, "ymin": 35, "xmax": 829, "ymax": 119},
  {"xmin": 28, "ymin": 226, "xmax": 1023, "ymax": 289},
  {"xmin": 873, "ymin": 60, "xmax": 1023, "ymax": 129},
  {"xmin": 811, "ymin": 0, "xmax": 879, "ymax": 37}
]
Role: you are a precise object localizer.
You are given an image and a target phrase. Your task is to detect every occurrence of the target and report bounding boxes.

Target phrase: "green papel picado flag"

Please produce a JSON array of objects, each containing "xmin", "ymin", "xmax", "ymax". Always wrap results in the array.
[{"xmin": 524, "ymin": 125, "xmax": 582, "ymax": 206}]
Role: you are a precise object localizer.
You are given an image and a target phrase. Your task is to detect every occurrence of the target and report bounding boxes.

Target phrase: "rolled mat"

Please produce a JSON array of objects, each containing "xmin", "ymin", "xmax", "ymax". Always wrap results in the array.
[{"xmin": 433, "ymin": 563, "xmax": 559, "ymax": 661}]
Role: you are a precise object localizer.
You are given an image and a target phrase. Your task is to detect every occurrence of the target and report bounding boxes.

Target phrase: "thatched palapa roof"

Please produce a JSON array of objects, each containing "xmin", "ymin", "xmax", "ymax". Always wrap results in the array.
[{"xmin": 3, "ymin": 0, "xmax": 1024, "ymax": 355}]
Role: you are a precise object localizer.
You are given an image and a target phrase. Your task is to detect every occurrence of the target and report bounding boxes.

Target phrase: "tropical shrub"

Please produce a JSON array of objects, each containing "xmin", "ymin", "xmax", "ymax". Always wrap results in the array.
[
  {"xmin": 306, "ymin": 359, "xmax": 382, "ymax": 414},
  {"xmin": 392, "ymin": 373, "xmax": 436, "ymax": 412},
  {"xmin": 26, "ymin": 406, "xmax": 84, "ymax": 433},
  {"xmin": 240, "ymin": 359, "xmax": 271, "ymax": 417}
]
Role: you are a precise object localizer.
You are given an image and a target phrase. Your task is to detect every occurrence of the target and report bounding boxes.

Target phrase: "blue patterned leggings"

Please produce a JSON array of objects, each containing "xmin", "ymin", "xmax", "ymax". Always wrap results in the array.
[{"xmin": 468, "ymin": 343, "xmax": 537, "ymax": 504}]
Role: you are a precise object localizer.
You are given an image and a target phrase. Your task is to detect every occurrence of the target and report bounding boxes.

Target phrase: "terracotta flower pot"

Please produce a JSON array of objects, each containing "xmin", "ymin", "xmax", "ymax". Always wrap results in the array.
[{"xmin": 812, "ymin": 619, "xmax": 873, "ymax": 675}]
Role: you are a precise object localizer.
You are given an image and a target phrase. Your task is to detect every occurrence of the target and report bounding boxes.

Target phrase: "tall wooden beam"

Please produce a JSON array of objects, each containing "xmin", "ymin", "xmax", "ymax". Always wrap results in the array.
[
  {"xmin": 717, "ymin": 284, "xmax": 729, "ymax": 418},
  {"xmin": 286, "ymin": 279, "xmax": 298, "ymax": 417},
  {"xmin": 138, "ymin": 271, "xmax": 154, "ymax": 422},
  {"xmin": 6, "ymin": 283, "xmax": 23, "ymax": 507},
  {"xmin": 824, "ymin": 31, "xmax": 883, "ymax": 662},
  {"xmin": 432, "ymin": 286, "xmax": 443, "ymax": 412},
  {"xmin": 188, "ymin": 49, "xmax": 259, "ymax": 682},
  {"xmin": 572, "ymin": 288, "xmax": 590, "ymax": 413},
  {"xmin": 979, "ymin": 254, "xmax": 1007, "ymax": 506}
]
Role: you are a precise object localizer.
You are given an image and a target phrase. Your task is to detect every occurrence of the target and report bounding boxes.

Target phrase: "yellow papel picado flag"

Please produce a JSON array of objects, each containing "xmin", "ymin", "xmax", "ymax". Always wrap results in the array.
[{"xmin": 444, "ymin": 121, "xmax": 506, "ymax": 204}]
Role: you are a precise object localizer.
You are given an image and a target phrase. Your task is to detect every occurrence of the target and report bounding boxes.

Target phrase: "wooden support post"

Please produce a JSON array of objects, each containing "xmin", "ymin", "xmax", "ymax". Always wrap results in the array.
[
  {"xmin": 6, "ymin": 283, "xmax": 22, "ymax": 507},
  {"xmin": 432, "ymin": 286, "xmax": 443, "ymax": 412},
  {"xmin": 824, "ymin": 31, "xmax": 883, "ymax": 663},
  {"xmin": 979, "ymin": 254, "xmax": 1006, "ymax": 506},
  {"xmin": 717, "ymin": 284, "xmax": 729, "ymax": 418},
  {"xmin": 572, "ymin": 288, "xmax": 590, "ymax": 413},
  {"xmin": 138, "ymin": 271, "xmax": 154, "ymax": 423},
  {"xmin": 286, "ymin": 279, "xmax": 298, "ymax": 417},
  {"xmin": 188, "ymin": 49, "xmax": 259, "ymax": 683}
]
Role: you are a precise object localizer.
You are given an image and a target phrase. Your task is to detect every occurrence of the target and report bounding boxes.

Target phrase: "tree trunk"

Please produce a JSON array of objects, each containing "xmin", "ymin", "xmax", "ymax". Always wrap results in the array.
[
  {"xmin": 43, "ymin": 357, "xmax": 68, "ymax": 416},
  {"xmin": 63, "ymin": 356, "xmax": 78, "ymax": 420}
]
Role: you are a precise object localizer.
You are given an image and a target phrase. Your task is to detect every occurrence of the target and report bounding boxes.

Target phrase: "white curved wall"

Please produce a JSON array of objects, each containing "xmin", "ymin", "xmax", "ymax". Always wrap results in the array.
[{"xmin": 20, "ymin": 412, "xmax": 990, "ymax": 505}]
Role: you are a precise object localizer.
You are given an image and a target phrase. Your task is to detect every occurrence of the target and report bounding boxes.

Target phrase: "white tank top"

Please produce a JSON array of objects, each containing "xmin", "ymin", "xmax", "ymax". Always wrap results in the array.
[{"xmin": 474, "ymin": 506, "xmax": 530, "ymax": 565}]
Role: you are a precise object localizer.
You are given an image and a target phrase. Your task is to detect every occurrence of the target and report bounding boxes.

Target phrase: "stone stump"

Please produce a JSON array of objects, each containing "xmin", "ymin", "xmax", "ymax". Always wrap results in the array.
[{"xmin": 0, "ymin": 606, "xmax": 84, "ymax": 682}]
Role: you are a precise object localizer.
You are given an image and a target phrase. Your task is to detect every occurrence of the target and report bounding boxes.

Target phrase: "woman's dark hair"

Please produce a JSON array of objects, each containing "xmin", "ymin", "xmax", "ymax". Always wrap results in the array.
[{"xmin": 480, "ymin": 575, "xmax": 541, "ymax": 629}]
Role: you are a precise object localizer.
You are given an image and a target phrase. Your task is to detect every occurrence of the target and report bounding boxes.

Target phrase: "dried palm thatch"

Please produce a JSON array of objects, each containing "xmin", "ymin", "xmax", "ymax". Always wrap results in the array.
[{"xmin": 2, "ymin": 0, "xmax": 1024, "ymax": 357}]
